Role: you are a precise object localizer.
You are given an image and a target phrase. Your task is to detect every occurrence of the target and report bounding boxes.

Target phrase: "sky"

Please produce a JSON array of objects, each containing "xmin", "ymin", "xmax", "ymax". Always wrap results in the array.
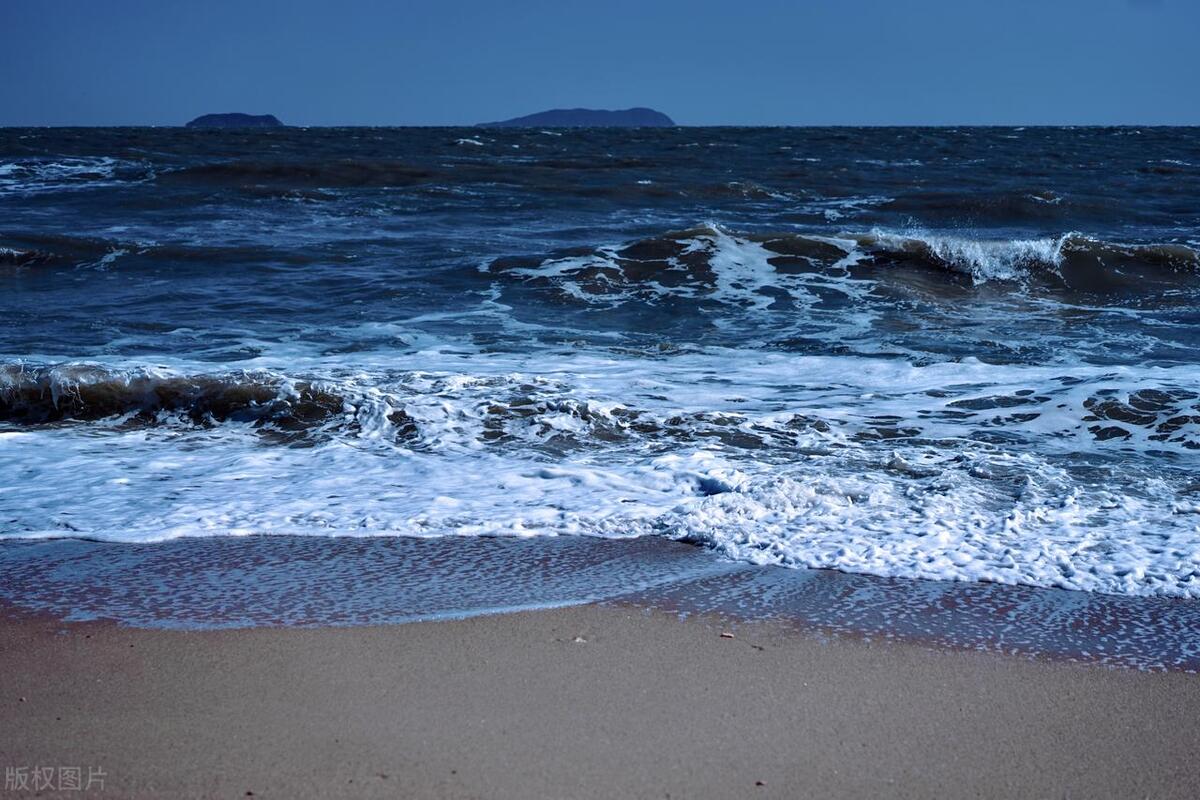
[{"xmin": 1, "ymin": 0, "xmax": 1196, "ymax": 126}]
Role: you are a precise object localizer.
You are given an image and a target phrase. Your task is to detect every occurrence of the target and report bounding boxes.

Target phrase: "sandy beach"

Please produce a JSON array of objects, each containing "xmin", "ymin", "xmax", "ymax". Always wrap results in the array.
[{"xmin": 3, "ymin": 601, "xmax": 1199, "ymax": 799}]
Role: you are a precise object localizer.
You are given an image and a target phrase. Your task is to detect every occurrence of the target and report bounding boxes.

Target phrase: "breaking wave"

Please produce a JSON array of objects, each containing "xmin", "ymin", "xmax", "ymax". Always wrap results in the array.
[
  {"xmin": 0, "ymin": 156, "xmax": 153, "ymax": 196},
  {"xmin": 2, "ymin": 354, "xmax": 1199, "ymax": 597},
  {"xmin": 490, "ymin": 225, "xmax": 1200, "ymax": 303},
  {"xmin": 852, "ymin": 230, "xmax": 1200, "ymax": 285},
  {"xmin": 4, "ymin": 355, "xmax": 1198, "ymax": 453},
  {"xmin": 0, "ymin": 364, "xmax": 345, "ymax": 434},
  {"xmin": 0, "ymin": 248, "xmax": 49, "ymax": 268}
]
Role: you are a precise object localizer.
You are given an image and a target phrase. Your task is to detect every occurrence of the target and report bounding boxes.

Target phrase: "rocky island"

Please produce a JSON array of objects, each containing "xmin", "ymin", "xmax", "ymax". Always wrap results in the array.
[
  {"xmin": 185, "ymin": 113, "xmax": 285, "ymax": 129},
  {"xmin": 479, "ymin": 107, "xmax": 674, "ymax": 128}
]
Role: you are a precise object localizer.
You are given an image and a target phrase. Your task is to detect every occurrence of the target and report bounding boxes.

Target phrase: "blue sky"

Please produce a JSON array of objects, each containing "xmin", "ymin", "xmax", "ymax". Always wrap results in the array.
[{"xmin": 2, "ymin": 0, "xmax": 1196, "ymax": 126}]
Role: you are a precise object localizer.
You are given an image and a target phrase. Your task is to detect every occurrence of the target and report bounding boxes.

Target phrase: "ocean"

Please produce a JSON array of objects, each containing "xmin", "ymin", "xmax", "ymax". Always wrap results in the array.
[{"xmin": 2, "ymin": 125, "xmax": 1199, "ymax": 610}]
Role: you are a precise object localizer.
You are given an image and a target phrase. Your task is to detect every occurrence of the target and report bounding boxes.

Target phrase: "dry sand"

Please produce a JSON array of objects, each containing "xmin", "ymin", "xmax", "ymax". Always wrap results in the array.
[{"xmin": 2, "ymin": 602, "xmax": 1198, "ymax": 799}]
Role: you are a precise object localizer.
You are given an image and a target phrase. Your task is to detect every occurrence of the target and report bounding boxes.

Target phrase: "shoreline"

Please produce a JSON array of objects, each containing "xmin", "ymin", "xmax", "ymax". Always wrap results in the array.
[
  {"xmin": 3, "ymin": 534, "xmax": 1199, "ymax": 670},
  {"xmin": 3, "ymin": 601, "xmax": 1199, "ymax": 799}
]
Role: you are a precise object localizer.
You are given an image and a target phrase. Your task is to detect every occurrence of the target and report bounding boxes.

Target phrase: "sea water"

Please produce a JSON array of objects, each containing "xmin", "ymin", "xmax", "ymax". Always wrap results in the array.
[{"xmin": 2, "ymin": 126, "xmax": 1198, "ymax": 598}]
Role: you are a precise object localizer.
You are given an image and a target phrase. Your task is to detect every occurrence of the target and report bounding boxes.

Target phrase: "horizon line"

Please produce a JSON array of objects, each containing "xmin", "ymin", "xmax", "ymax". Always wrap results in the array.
[{"xmin": 4, "ymin": 122, "xmax": 1200, "ymax": 129}]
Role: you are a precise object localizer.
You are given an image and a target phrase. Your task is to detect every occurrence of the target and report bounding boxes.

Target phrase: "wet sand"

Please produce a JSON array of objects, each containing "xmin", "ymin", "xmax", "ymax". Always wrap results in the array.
[{"xmin": 2, "ymin": 602, "xmax": 1199, "ymax": 799}]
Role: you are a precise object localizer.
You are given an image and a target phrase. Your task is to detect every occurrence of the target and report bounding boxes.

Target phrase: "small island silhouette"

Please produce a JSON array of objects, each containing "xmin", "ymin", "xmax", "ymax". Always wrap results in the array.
[
  {"xmin": 186, "ymin": 113, "xmax": 285, "ymax": 129},
  {"xmin": 479, "ymin": 107, "xmax": 674, "ymax": 128}
]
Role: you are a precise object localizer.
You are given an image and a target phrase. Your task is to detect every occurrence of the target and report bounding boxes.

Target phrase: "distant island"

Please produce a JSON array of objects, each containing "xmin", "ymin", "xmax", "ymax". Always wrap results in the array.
[
  {"xmin": 479, "ymin": 107, "xmax": 675, "ymax": 128},
  {"xmin": 185, "ymin": 113, "xmax": 285, "ymax": 129}
]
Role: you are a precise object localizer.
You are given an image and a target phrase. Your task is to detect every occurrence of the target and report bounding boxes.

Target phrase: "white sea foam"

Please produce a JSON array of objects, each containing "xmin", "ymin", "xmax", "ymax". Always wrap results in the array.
[
  {"xmin": 0, "ymin": 156, "xmax": 152, "ymax": 196},
  {"xmin": 2, "ymin": 349, "xmax": 1198, "ymax": 598},
  {"xmin": 860, "ymin": 229, "xmax": 1073, "ymax": 283},
  {"xmin": 702, "ymin": 225, "xmax": 802, "ymax": 310},
  {"xmin": 493, "ymin": 224, "xmax": 875, "ymax": 316}
]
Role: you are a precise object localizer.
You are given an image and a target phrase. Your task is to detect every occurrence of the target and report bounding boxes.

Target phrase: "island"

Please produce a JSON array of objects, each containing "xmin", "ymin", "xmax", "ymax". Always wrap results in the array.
[
  {"xmin": 479, "ymin": 107, "xmax": 675, "ymax": 128},
  {"xmin": 185, "ymin": 113, "xmax": 285, "ymax": 129}
]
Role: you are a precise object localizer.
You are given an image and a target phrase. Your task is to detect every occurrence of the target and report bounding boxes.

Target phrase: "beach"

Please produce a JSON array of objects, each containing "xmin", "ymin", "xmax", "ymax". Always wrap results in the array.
[{"xmin": 3, "ymin": 600, "xmax": 1199, "ymax": 799}]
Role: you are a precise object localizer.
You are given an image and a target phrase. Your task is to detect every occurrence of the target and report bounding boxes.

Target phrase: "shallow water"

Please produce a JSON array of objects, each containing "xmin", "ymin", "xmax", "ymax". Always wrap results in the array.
[
  {"xmin": 2, "ymin": 126, "xmax": 1198, "ymax": 598},
  {"xmin": 3, "ymin": 535, "xmax": 1196, "ymax": 671}
]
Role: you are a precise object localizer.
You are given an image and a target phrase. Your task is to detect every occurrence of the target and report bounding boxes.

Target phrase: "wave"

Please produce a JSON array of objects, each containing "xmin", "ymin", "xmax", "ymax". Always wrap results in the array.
[
  {"xmin": 0, "ymin": 364, "xmax": 346, "ymax": 436},
  {"xmin": 0, "ymin": 156, "xmax": 153, "ymax": 196},
  {"xmin": 0, "ymin": 233, "xmax": 119, "ymax": 269},
  {"xmin": 0, "ymin": 231, "xmax": 332, "ymax": 271},
  {"xmin": 852, "ymin": 230, "xmax": 1200, "ymax": 286},
  {"xmin": 2, "ymin": 355, "xmax": 1198, "ymax": 597},
  {"xmin": 489, "ymin": 225, "xmax": 1200, "ymax": 305},
  {"xmin": 19, "ymin": 221, "xmax": 1193, "ymax": 300},
  {"xmin": 856, "ymin": 228, "xmax": 1189, "ymax": 286},
  {"xmin": 0, "ymin": 247, "xmax": 52, "ymax": 268},
  {"xmin": 4, "ymin": 358, "xmax": 1197, "ymax": 453}
]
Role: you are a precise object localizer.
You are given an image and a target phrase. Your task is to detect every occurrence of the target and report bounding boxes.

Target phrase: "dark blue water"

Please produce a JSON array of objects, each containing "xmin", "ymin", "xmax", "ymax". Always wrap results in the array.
[{"xmin": 2, "ymin": 127, "xmax": 1198, "ymax": 598}]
